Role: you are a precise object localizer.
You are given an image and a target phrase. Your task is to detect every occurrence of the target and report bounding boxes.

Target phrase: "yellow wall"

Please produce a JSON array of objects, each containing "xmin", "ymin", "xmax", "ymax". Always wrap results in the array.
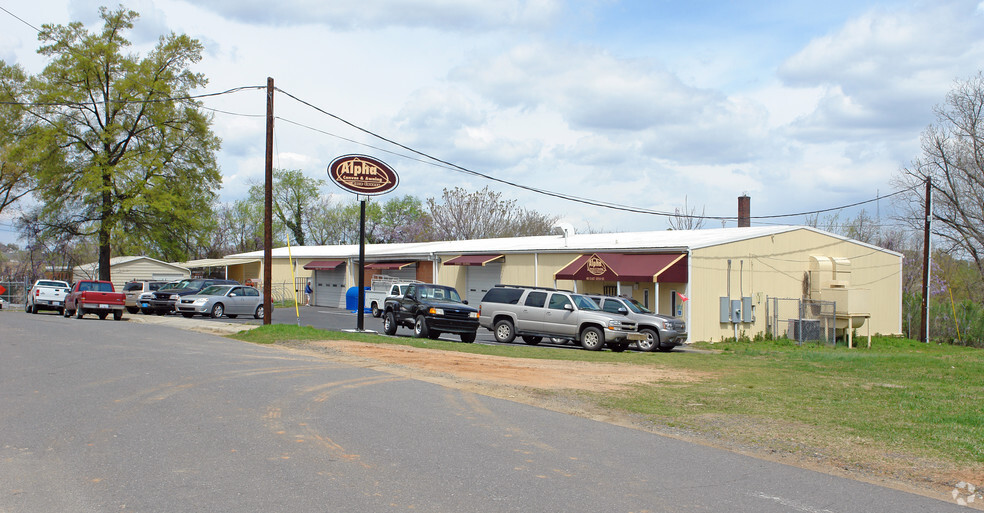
[{"xmin": 690, "ymin": 229, "xmax": 901, "ymax": 342}]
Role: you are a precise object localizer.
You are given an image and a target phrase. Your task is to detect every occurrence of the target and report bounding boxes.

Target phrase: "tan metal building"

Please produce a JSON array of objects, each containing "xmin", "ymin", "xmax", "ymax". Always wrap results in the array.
[
  {"xmin": 73, "ymin": 256, "xmax": 191, "ymax": 292},
  {"xmin": 227, "ymin": 226, "xmax": 902, "ymax": 342}
]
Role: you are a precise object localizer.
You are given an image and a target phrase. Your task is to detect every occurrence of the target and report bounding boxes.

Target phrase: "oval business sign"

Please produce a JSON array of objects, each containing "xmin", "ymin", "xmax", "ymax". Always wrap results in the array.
[{"xmin": 328, "ymin": 155, "xmax": 399, "ymax": 196}]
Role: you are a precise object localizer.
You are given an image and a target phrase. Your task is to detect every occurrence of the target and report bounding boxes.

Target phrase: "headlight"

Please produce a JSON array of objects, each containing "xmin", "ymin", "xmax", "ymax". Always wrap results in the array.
[
  {"xmin": 608, "ymin": 320, "xmax": 623, "ymax": 329},
  {"xmin": 170, "ymin": 294, "xmax": 180, "ymax": 300},
  {"xmin": 193, "ymin": 298, "xmax": 209, "ymax": 305},
  {"xmin": 428, "ymin": 307, "xmax": 444, "ymax": 315},
  {"xmin": 659, "ymin": 320, "xmax": 670, "ymax": 329},
  {"xmin": 468, "ymin": 312, "xmax": 478, "ymax": 319}
]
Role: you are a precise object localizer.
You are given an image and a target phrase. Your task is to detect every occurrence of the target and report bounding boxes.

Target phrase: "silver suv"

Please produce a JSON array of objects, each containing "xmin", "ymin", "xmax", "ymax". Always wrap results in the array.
[
  {"xmin": 478, "ymin": 285, "xmax": 644, "ymax": 351},
  {"xmin": 586, "ymin": 294, "xmax": 687, "ymax": 352}
]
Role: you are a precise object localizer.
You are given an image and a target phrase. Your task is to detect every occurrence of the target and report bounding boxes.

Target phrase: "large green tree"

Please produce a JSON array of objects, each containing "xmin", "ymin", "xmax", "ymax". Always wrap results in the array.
[
  {"xmin": 16, "ymin": 7, "xmax": 220, "ymax": 278},
  {"xmin": 0, "ymin": 61, "xmax": 37, "ymax": 217},
  {"xmin": 248, "ymin": 169, "xmax": 325, "ymax": 246}
]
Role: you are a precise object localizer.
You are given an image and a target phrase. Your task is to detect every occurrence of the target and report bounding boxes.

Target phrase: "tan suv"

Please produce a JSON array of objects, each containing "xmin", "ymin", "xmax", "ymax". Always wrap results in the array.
[
  {"xmin": 122, "ymin": 281, "xmax": 168, "ymax": 314},
  {"xmin": 478, "ymin": 285, "xmax": 644, "ymax": 351}
]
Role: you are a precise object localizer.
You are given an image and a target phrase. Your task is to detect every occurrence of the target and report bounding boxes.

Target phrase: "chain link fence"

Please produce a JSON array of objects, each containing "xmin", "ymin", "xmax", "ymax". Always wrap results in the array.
[
  {"xmin": 767, "ymin": 297, "xmax": 837, "ymax": 344},
  {"xmin": 0, "ymin": 280, "xmax": 30, "ymax": 306}
]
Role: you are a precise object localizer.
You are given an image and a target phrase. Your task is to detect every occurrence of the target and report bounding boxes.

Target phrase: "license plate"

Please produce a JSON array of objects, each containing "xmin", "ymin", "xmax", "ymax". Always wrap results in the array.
[
  {"xmin": 627, "ymin": 333, "xmax": 646, "ymax": 341},
  {"xmin": 141, "ymin": 303, "xmax": 149, "ymax": 307},
  {"xmin": 99, "ymin": 304, "xmax": 109, "ymax": 308}
]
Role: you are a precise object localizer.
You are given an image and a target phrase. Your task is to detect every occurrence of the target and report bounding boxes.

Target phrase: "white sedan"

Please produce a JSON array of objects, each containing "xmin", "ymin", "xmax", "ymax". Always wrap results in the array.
[{"xmin": 175, "ymin": 285, "xmax": 264, "ymax": 319}]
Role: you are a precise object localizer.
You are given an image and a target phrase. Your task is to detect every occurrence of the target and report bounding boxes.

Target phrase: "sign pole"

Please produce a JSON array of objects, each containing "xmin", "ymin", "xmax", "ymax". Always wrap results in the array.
[
  {"xmin": 357, "ymin": 197, "xmax": 367, "ymax": 331},
  {"xmin": 326, "ymin": 155, "xmax": 399, "ymax": 333}
]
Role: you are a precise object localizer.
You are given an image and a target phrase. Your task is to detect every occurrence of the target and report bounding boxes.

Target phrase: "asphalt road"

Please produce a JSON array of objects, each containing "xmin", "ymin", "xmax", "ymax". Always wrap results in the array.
[{"xmin": 1, "ymin": 310, "xmax": 966, "ymax": 512}]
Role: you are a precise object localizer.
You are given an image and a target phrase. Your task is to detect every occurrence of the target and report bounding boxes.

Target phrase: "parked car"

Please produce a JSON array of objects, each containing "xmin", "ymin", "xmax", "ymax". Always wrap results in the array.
[
  {"xmin": 382, "ymin": 283, "xmax": 479, "ymax": 342},
  {"xmin": 175, "ymin": 284, "xmax": 264, "ymax": 319},
  {"xmin": 25, "ymin": 279, "xmax": 71, "ymax": 315},
  {"xmin": 122, "ymin": 280, "xmax": 168, "ymax": 314},
  {"xmin": 478, "ymin": 285, "xmax": 644, "ymax": 351},
  {"xmin": 64, "ymin": 280, "xmax": 126, "ymax": 320},
  {"xmin": 147, "ymin": 278, "xmax": 239, "ymax": 315},
  {"xmin": 586, "ymin": 294, "xmax": 687, "ymax": 352}
]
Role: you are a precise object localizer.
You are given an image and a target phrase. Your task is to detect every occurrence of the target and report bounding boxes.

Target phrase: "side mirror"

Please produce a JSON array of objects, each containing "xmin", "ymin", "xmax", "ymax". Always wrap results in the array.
[
  {"xmin": 462, "ymin": 299, "xmax": 469, "ymax": 305},
  {"xmin": 564, "ymin": 303, "xmax": 574, "ymax": 311},
  {"xmin": 617, "ymin": 307, "xmax": 628, "ymax": 315}
]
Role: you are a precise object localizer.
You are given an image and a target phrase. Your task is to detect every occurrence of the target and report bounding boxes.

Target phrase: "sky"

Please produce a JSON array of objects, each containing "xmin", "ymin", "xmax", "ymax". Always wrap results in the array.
[{"xmin": 2, "ymin": 0, "xmax": 984, "ymax": 244}]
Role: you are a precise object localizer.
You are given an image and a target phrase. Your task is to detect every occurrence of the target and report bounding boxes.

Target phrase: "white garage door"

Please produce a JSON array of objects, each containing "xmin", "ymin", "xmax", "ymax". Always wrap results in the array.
[
  {"xmin": 314, "ymin": 269, "xmax": 347, "ymax": 308},
  {"xmin": 465, "ymin": 263, "xmax": 501, "ymax": 306},
  {"xmin": 382, "ymin": 265, "xmax": 417, "ymax": 282}
]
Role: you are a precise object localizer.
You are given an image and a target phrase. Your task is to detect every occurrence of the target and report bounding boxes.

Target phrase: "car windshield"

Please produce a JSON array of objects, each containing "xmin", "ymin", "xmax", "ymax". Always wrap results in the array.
[
  {"xmin": 418, "ymin": 285, "xmax": 462, "ymax": 303},
  {"xmin": 624, "ymin": 297, "xmax": 652, "ymax": 314},
  {"xmin": 169, "ymin": 279, "xmax": 205, "ymax": 290},
  {"xmin": 199, "ymin": 285, "xmax": 232, "ymax": 296},
  {"xmin": 159, "ymin": 282, "xmax": 182, "ymax": 291},
  {"xmin": 572, "ymin": 294, "xmax": 600, "ymax": 310}
]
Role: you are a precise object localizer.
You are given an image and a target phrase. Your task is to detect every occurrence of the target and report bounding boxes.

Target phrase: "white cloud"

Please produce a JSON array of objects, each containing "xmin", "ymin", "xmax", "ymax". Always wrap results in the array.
[{"xmin": 183, "ymin": 0, "xmax": 563, "ymax": 31}]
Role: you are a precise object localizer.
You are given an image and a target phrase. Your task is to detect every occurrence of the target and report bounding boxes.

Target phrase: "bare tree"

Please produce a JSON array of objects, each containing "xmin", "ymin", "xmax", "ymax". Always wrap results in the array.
[
  {"xmin": 667, "ymin": 196, "xmax": 706, "ymax": 230},
  {"xmin": 427, "ymin": 186, "xmax": 557, "ymax": 240},
  {"xmin": 896, "ymin": 71, "xmax": 984, "ymax": 274}
]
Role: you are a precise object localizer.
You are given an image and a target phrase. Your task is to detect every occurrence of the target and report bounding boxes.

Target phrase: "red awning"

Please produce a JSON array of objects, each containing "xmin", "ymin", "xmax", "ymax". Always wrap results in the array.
[
  {"xmin": 365, "ymin": 262, "xmax": 415, "ymax": 270},
  {"xmin": 303, "ymin": 260, "xmax": 345, "ymax": 271},
  {"xmin": 443, "ymin": 254, "xmax": 504, "ymax": 266},
  {"xmin": 554, "ymin": 253, "xmax": 687, "ymax": 282}
]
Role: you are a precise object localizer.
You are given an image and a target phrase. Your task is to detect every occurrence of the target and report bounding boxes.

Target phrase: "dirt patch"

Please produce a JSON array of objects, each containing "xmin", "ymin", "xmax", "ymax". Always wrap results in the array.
[
  {"xmin": 314, "ymin": 340, "xmax": 707, "ymax": 391},
  {"xmin": 278, "ymin": 339, "xmax": 983, "ymax": 509}
]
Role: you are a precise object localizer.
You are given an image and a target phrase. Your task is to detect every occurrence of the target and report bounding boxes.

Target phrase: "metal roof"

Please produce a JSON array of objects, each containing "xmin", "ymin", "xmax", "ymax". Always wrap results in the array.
[{"xmin": 225, "ymin": 225, "xmax": 903, "ymax": 260}]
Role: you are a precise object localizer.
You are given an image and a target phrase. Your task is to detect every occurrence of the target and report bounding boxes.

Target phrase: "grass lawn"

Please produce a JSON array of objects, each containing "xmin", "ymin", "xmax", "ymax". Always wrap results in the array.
[{"xmin": 232, "ymin": 326, "xmax": 984, "ymax": 470}]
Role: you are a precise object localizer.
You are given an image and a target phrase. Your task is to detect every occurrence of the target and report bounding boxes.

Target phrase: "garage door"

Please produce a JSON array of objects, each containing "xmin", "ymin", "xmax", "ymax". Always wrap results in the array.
[
  {"xmin": 465, "ymin": 263, "xmax": 501, "ymax": 306},
  {"xmin": 376, "ymin": 264, "xmax": 417, "ymax": 282},
  {"xmin": 314, "ymin": 268, "xmax": 347, "ymax": 308}
]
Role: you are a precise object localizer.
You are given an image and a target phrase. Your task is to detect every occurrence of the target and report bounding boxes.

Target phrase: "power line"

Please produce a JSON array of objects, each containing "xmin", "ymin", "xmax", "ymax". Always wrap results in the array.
[{"xmin": 273, "ymin": 86, "xmax": 919, "ymax": 221}]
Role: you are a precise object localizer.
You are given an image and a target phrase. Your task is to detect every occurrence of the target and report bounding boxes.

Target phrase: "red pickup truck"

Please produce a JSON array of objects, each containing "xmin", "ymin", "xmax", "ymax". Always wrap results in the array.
[{"xmin": 64, "ymin": 280, "xmax": 126, "ymax": 320}]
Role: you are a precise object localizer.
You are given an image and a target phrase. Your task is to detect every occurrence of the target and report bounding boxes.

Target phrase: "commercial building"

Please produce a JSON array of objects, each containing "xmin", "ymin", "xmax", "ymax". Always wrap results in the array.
[{"xmin": 227, "ymin": 225, "xmax": 902, "ymax": 343}]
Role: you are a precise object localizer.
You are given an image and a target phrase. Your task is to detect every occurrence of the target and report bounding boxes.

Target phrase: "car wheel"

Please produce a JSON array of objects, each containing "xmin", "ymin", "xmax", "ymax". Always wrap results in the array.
[
  {"xmin": 522, "ymin": 335, "xmax": 542, "ymax": 345},
  {"xmin": 493, "ymin": 319, "xmax": 516, "ymax": 343},
  {"xmin": 254, "ymin": 304, "xmax": 264, "ymax": 319},
  {"xmin": 57, "ymin": 308, "xmax": 64, "ymax": 316},
  {"xmin": 181, "ymin": 313, "xmax": 195, "ymax": 318},
  {"xmin": 383, "ymin": 311, "xmax": 397, "ymax": 335},
  {"xmin": 413, "ymin": 315, "xmax": 430, "ymax": 338},
  {"xmin": 460, "ymin": 332, "xmax": 476, "ymax": 343},
  {"xmin": 211, "ymin": 303, "xmax": 224, "ymax": 319},
  {"xmin": 75, "ymin": 308, "xmax": 84, "ymax": 319},
  {"xmin": 154, "ymin": 310, "xmax": 165, "ymax": 316},
  {"xmin": 371, "ymin": 303, "xmax": 381, "ymax": 318},
  {"xmin": 24, "ymin": 302, "xmax": 32, "ymax": 314},
  {"xmin": 113, "ymin": 310, "xmax": 123, "ymax": 321},
  {"xmin": 636, "ymin": 328, "xmax": 658, "ymax": 352},
  {"xmin": 427, "ymin": 331, "xmax": 441, "ymax": 340},
  {"xmin": 580, "ymin": 326, "xmax": 604, "ymax": 351},
  {"xmin": 126, "ymin": 306, "xmax": 139, "ymax": 314},
  {"xmin": 63, "ymin": 308, "xmax": 70, "ymax": 318},
  {"xmin": 656, "ymin": 344, "xmax": 675, "ymax": 352}
]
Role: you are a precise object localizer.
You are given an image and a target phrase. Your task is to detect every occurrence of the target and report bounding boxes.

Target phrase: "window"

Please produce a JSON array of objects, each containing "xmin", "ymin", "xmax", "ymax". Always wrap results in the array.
[
  {"xmin": 548, "ymin": 294, "xmax": 572, "ymax": 310},
  {"xmin": 524, "ymin": 291, "xmax": 547, "ymax": 307},
  {"xmin": 601, "ymin": 299, "xmax": 623, "ymax": 314},
  {"xmin": 671, "ymin": 290, "xmax": 678, "ymax": 318},
  {"xmin": 603, "ymin": 285, "xmax": 617, "ymax": 296},
  {"xmin": 481, "ymin": 287, "xmax": 523, "ymax": 305},
  {"xmin": 643, "ymin": 289, "xmax": 649, "ymax": 309}
]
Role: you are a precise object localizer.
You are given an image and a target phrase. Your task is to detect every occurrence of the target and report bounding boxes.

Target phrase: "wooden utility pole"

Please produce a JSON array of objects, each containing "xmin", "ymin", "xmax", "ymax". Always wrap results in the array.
[
  {"xmin": 263, "ymin": 77, "xmax": 274, "ymax": 325},
  {"xmin": 919, "ymin": 177, "xmax": 932, "ymax": 342}
]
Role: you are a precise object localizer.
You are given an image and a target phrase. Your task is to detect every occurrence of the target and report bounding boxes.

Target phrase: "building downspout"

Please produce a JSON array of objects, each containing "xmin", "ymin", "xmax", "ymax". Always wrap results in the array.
[
  {"xmin": 686, "ymin": 249, "xmax": 693, "ymax": 343},
  {"xmin": 534, "ymin": 253, "xmax": 539, "ymax": 287}
]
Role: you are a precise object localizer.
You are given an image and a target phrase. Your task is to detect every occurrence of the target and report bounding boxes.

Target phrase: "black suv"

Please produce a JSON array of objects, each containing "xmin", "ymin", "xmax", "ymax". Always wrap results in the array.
[
  {"xmin": 147, "ymin": 278, "xmax": 239, "ymax": 315},
  {"xmin": 382, "ymin": 283, "xmax": 479, "ymax": 343}
]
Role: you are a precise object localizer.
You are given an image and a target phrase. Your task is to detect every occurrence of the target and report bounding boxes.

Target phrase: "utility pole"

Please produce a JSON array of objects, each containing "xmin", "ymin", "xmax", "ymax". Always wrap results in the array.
[
  {"xmin": 263, "ymin": 77, "xmax": 274, "ymax": 325},
  {"xmin": 919, "ymin": 177, "xmax": 932, "ymax": 342}
]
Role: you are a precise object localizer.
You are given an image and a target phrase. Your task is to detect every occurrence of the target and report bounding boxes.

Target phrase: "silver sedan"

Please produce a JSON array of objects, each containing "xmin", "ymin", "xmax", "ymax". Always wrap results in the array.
[{"xmin": 175, "ymin": 285, "xmax": 265, "ymax": 319}]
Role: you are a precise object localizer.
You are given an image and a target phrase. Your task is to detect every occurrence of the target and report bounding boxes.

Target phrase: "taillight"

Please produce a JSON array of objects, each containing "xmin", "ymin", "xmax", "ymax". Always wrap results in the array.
[{"xmin": 35, "ymin": 289, "xmax": 39, "ymax": 296}]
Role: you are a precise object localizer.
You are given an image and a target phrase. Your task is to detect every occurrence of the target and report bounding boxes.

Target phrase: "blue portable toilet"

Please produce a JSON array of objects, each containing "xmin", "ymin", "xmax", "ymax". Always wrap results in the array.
[{"xmin": 345, "ymin": 286, "xmax": 371, "ymax": 313}]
